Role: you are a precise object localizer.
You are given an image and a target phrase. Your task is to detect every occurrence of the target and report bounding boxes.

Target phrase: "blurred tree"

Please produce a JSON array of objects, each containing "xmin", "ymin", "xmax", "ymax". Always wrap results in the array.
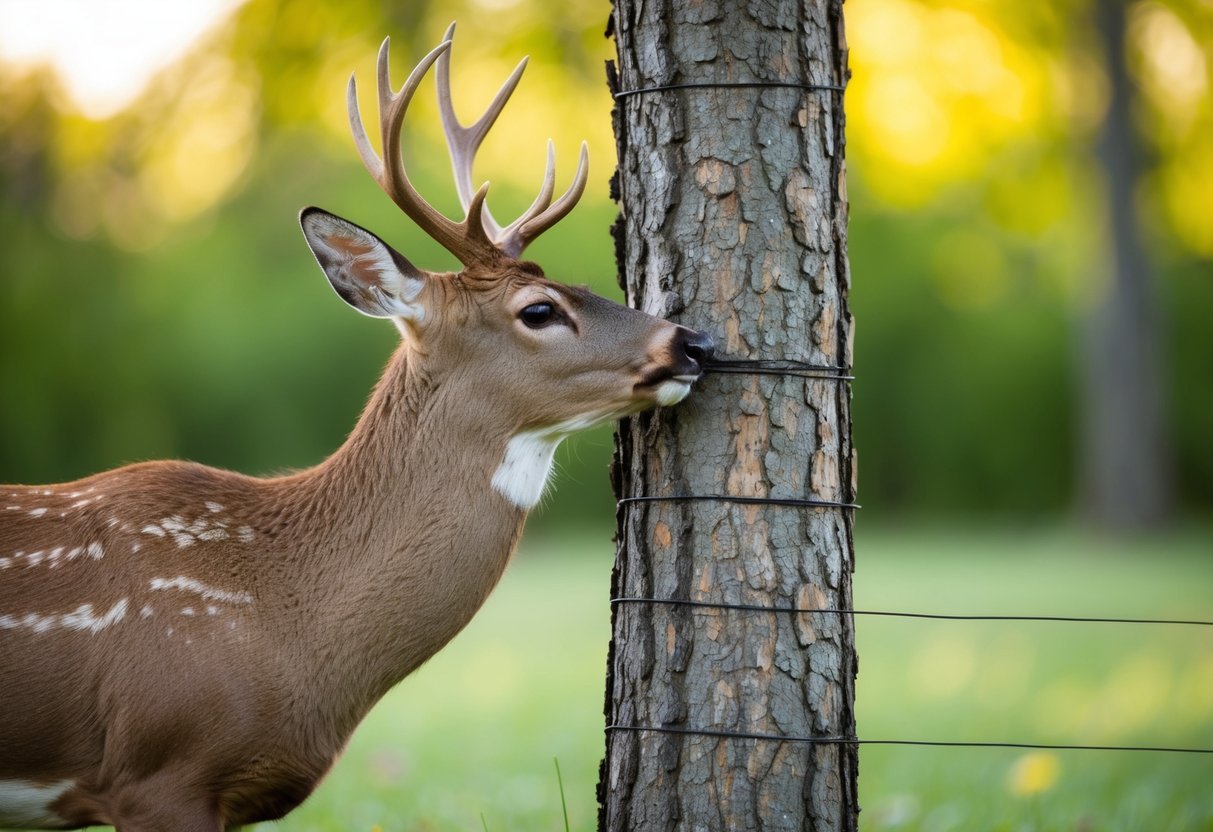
[{"xmin": 1078, "ymin": 0, "xmax": 1175, "ymax": 529}]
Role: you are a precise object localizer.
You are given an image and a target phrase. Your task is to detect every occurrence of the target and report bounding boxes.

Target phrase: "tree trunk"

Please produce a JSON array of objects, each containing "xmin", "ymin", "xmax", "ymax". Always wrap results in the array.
[
  {"xmin": 599, "ymin": 1, "xmax": 858, "ymax": 829},
  {"xmin": 1079, "ymin": 0, "xmax": 1174, "ymax": 529}
]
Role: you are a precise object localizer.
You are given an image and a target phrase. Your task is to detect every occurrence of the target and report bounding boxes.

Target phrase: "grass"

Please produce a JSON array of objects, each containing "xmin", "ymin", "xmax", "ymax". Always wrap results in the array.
[
  {"xmin": 252, "ymin": 525, "xmax": 1213, "ymax": 832},
  {"xmin": 851, "ymin": 527, "xmax": 1213, "ymax": 832}
]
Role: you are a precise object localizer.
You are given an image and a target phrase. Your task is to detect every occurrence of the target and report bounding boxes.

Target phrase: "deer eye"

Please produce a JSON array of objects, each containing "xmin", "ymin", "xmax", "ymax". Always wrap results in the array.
[{"xmin": 519, "ymin": 302, "xmax": 557, "ymax": 328}]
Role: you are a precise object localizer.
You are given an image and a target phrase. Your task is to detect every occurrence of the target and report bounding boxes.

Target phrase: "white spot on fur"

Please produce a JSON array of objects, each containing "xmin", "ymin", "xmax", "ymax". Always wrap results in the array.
[
  {"xmin": 160, "ymin": 516, "xmax": 193, "ymax": 547},
  {"xmin": 237, "ymin": 525, "xmax": 254, "ymax": 543},
  {"xmin": 62, "ymin": 599, "xmax": 128, "ymax": 632},
  {"xmin": 140, "ymin": 605, "xmax": 153, "ymax": 618},
  {"xmin": 131, "ymin": 542, "xmax": 141, "ymax": 553},
  {"xmin": 27, "ymin": 508, "xmax": 47, "ymax": 518},
  {"xmin": 206, "ymin": 605, "xmax": 219, "ymax": 616},
  {"xmin": 142, "ymin": 524, "xmax": 165, "ymax": 537},
  {"xmin": 205, "ymin": 501, "xmax": 224, "ymax": 513},
  {"xmin": 151, "ymin": 515, "xmax": 231, "ymax": 548},
  {"xmin": 1, "ymin": 543, "xmax": 100, "ymax": 571},
  {"xmin": 0, "ymin": 779, "xmax": 74, "ymax": 827},
  {"xmin": 0, "ymin": 599, "xmax": 128, "ymax": 635},
  {"xmin": 181, "ymin": 607, "xmax": 195, "ymax": 617},
  {"xmin": 148, "ymin": 576, "xmax": 252, "ymax": 605}
]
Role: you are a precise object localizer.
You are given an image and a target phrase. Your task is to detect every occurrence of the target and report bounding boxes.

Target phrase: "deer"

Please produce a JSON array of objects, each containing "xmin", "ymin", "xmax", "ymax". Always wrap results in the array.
[{"xmin": 0, "ymin": 26, "xmax": 713, "ymax": 831}]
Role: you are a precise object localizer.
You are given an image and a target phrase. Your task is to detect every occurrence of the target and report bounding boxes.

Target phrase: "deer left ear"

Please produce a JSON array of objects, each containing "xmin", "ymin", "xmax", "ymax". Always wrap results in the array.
[{"xmin": 299, "ymin": 207, "xmax": 429, "ymax": 322}]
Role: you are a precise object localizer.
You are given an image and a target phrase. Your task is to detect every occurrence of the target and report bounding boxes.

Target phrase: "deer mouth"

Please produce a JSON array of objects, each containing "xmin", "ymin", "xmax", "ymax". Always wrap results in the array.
[
  {"xmin": 636, "ymin": 369, "xmax": 701, "ymax": 406},
  {"xmin": 638, "ymin": 365, "xmax": 702, "ymax": 385},
  {"xmin": 654, "ymin": 378, "xmax": 694, "ymax": 406}
]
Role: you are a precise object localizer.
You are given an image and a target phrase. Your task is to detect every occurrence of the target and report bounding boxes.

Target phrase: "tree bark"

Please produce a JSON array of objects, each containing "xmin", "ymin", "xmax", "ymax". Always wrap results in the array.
[
  {"xmin": 1079, "ymin": 0, "xmax": 1174, "ymax": 529},
  {"xmin": 599, "ymin": 1, "xmax": 858, "ymax": 829}
]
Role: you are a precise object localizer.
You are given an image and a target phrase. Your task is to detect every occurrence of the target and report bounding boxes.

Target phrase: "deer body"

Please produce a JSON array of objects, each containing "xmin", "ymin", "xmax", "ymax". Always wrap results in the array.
[
  {"xmin": 0, "ymin": 28, "xmax": 712, "ymax": 831},
  {"xmin": 1, "ymin": 347, "xmax": 547, "ymax": 826}
]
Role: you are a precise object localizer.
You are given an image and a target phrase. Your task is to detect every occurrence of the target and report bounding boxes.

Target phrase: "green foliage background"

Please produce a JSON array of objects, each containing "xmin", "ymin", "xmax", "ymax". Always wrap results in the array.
[{"xmin": 1, "ymin": 0, "xmax": 1210, "ymax": 530}]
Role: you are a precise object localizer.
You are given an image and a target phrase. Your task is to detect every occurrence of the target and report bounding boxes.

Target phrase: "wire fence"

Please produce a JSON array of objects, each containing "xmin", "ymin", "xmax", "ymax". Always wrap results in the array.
[
  {"xmin": 608, "ymin": 584, "xmax": 1213, "ymax": 755},
  {"xmin": 609, "ymin": 358, "xmax": 1213, "ymax": 758}
]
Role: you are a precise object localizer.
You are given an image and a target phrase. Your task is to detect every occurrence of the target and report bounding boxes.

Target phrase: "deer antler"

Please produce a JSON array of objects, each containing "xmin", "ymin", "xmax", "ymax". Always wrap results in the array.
[
  {"xmin": 347, "ymin": 38, "xmax": 502, "ymax": 267},
  {"xmin": 348, "ymin": 31, "xmax": 589, "ymax": 266},
  {"xmin": 434, "ymin": 22, "xmax": 589, "ymax": 259}
]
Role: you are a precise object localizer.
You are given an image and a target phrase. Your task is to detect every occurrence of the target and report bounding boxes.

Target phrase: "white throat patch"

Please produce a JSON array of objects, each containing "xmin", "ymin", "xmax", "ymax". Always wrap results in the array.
[
  {"xmin": 491, "ymin": 415, "xmax": 604, "ymax": 510},
  {"xmin": 491, "ymin": 431, "xmax": 563, "ymax": 510}
]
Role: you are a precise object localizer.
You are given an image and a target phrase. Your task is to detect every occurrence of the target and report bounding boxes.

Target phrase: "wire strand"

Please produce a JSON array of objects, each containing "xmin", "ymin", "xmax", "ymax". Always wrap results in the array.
[
  {"xmin": 610, "ymin": 597, "xmax": 1213, "ymax": 627},
  {"xmin": 618, "ymin": 495, "xmax": 860, "ymax": 510},
  {"xmin": 606, "ymin": 724, "xmax": 1213, "ymax": 754},
  {"xmin": 615, "ymin": 81, "xmax": 846, "ymax": 100},
  {"xmin": 703, "ymin": 359, "xmax": 853, "ymax": 381}
]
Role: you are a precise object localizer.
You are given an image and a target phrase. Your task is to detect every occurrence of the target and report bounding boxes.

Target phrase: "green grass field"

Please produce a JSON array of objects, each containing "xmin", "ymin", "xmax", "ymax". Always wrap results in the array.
[{"xmin": 254, "ymin": 526, "xmax": 1213, "ymax": 831}]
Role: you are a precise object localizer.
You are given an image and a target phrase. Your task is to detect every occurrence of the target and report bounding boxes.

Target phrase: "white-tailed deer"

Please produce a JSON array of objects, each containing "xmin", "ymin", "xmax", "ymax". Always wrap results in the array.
[{"xmin": 0, "ymin": 26, "xmax": 712, "ymax": 830}]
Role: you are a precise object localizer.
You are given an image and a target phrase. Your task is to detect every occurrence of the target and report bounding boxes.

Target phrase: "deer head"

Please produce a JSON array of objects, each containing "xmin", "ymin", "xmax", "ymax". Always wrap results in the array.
[{"xmin": 299, "ymin": 26, "xmax": 713, "ymax": 507}]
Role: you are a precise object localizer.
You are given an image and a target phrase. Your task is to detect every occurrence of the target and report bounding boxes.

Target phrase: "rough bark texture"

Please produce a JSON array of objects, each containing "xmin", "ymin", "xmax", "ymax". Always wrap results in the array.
[
  {"xmin": 599, "ymin": 1, "xmax": 858, "ymax": 829},
  {"xmin": 1079, "ymin": 0, "xmax": 1174, "ymax": 529}
]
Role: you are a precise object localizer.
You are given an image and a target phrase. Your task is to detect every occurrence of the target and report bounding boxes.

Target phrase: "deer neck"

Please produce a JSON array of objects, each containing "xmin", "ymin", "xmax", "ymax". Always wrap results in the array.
[{"xmin": 268, "ymin": 344, "xmax": 533, "ymax": 733}]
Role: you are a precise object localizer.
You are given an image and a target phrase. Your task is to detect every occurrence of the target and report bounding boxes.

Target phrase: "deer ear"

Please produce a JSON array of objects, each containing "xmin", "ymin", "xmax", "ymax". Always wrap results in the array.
[{"xmin": 299, "ymin": 207, "xmax": 429, "ymax": 321}]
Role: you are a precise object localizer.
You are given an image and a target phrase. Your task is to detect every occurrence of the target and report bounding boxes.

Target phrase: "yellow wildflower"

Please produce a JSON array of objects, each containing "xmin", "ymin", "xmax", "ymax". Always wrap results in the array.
[{"xmin": 1007, "ymin": 751, "xmax": 1061, "ymax": 796}]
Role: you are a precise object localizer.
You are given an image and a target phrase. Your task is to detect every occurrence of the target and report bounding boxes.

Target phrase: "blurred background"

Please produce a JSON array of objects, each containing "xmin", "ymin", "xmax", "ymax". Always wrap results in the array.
[
  {"xmin": 1, "ymin": 0, "xmax": 1210, "ymax": 530},
  {"xmin": 0, "ymin": 0, "xmax": 1209, "ymax": 830}
]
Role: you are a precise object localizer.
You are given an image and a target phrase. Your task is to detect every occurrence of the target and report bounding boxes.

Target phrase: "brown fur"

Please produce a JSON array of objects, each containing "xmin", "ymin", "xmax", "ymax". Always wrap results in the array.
[{"xmin": 0, "ymin": 260, "xmax": 706, "ymax": 830}]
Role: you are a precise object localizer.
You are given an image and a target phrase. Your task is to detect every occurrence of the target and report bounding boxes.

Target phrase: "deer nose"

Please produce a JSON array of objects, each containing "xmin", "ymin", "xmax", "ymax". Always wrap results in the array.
[{"xmin": 675, "ymin": 327, "xmax": 716, "ymax": 375}]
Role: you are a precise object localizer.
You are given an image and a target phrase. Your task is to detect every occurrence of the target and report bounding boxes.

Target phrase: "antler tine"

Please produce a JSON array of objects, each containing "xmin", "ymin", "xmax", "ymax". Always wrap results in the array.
[
  {"xmin": 347, "ymin": 36, "xmax": 500, "ymax": 266},
  {"xmin": 347, "ymin": 73, "xmax": 384, "ymax": 184},
  {"xmin": 352, "ymin": 29, "xmax": 586, "ymax": 263},
  {"xmin": 502, "ymin": 141, "xmax": 590, "ymax": 258},
  {"xmin": 435, "ymin": 22, "xmax": 528, "ymax": 240},
  {"xmin": 494, "ymin": 141, "xmax": 556, "ymax": 257}
]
